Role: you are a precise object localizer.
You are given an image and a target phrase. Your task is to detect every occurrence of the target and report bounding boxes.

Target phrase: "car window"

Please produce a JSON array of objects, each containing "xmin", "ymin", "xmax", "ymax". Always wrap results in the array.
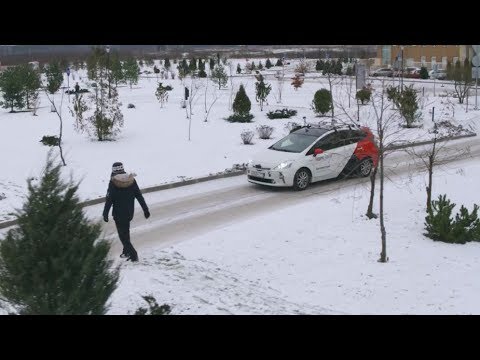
[
  {"xmin": 306, "ymin": 132, "xmax": 344, "ymax": 155},
  {"xmin": 343, "ymin": 129, "xmax": 365, "ymax": 145},
  {"xmin": 269, "ymin": 133, "xmax": 318, "ymax": 153}
]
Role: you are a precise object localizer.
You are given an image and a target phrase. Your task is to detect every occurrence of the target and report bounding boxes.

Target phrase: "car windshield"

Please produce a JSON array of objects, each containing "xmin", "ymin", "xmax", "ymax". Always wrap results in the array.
[{"xmin": 269, "ymin": 133, "xmax": 319, "ymax": 153}]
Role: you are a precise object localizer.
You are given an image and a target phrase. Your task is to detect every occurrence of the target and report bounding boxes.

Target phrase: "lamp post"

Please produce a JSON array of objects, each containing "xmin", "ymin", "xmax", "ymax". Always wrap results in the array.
[
  {"xmin": 400, "ymin": 45, "xmax": 404, "ymax": 92},
  {"xmin": 106, "ymin": 45, "xmax": 111, "ymax": 99}
]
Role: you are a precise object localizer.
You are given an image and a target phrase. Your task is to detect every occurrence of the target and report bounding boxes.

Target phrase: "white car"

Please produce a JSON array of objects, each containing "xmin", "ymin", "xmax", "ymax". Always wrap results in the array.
[
  {"xmin": 429, "ymin": 69, "xmax": 447, "ymax": 80},
  {"xmin": 247, "ymin": 124, "xmax": 379, "ymax": 191}
]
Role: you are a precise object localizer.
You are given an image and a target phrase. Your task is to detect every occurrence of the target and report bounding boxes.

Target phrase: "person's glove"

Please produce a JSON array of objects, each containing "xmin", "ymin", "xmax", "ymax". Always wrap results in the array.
[
  {"xmin": 144, "ymin": 210, "xmax": 150, "ymax": 219},
  {"xmin": 103, "ymin": 214, "xmax": 109, "ymax": 222}
]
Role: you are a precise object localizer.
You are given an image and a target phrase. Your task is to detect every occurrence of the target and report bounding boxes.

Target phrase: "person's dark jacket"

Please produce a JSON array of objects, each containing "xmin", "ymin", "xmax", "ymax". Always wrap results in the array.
[{"xmin": 103, "ymin": 173, "xmax": 149, "ymax": 222}]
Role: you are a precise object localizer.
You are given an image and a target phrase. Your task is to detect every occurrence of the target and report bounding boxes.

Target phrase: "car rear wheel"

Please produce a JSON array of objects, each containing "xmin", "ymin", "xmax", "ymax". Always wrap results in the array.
[
  {"xmin": 357, "ymin": 158, "xmax": 373, "ymax": 177},
  {"xmin": 293, "ymin": 168, "xmax": 311, "ymax": 191}
]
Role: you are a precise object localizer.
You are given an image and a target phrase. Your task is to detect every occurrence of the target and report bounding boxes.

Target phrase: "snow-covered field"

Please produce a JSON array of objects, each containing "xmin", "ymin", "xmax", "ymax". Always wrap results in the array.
[
  {"xmin": 106, "ymin": 155, "xmax": 480, "ymax": 315},
  {"xmin": 1, "ymin": 56, "xmax": 480, "ymax": 315},
  {"xmin": 1, "ymin": 59, "xmax": 478, "ymax": 222}
]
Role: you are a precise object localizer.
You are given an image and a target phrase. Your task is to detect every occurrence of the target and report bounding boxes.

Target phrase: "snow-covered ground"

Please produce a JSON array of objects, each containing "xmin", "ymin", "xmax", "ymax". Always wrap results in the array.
[
  {"xmin": 1, "ymin": 57, "xmax": 480, "ymax": 315},
  {"xmin": 105, "ymin": 155, "xmax": 480, "ymax": 315},
  {"xmin": 1, "ymin": 59, "xmax": 479, "ymax": 222}
]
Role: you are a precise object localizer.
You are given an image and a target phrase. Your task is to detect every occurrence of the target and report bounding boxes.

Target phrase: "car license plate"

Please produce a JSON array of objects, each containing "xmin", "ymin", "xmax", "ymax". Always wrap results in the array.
[{"xmin": 250, "ymin": 170, "xmax": 264, "ymax": 178}]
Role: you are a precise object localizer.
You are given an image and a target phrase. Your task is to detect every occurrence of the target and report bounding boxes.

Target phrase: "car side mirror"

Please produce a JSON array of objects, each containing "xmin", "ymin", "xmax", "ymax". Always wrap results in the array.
[{"xmin": 314, "ymin": 148, "xmax": 324, "ymax": 157}]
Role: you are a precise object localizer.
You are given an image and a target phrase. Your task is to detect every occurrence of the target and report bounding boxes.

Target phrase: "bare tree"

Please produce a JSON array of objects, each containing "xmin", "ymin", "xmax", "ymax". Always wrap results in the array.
[
  {"xmin": 322, "ymin": 60, "xmax": 343, "ymax": 118},
  {"xmin": 405, "ymin": 108, "xmax": 472, "ymax": 213},
  {"xmin": 45, "ymin": 90, "xmax": 66, "ymax": 166},
  {"xmin": 204, "ymin": 83, "xmax": 219, "ymax": 122},
  {"xmin": 227, "ymin": 60, "xmax": 236, "ymax": 111},
  {"xmin": 370, "ymin": 79, "xmax": 405, "ymax": 262},
  {"xmin": 186, "ymin": 76, "xmax": 203, "ymax": 140},
  {"xmin": 447, "ymin": 59, "xmax": 472, "ymax": 104},
  {"xmin": 273, "ymin": 70, "xmax": 285, "ymax": 104},
  {"xmin": 44, "ymin": 61, "xmax": 66, "ymax": 166}
]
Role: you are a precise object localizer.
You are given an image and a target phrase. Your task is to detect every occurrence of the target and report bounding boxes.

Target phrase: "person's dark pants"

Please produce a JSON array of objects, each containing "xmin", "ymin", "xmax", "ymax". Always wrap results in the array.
[{"xmin": 114, "ymin": 220, "xmax": 138, "ymax": 260}]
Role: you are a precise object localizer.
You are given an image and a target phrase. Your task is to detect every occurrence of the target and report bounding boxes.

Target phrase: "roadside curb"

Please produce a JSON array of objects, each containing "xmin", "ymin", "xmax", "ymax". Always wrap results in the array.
[
  {"xmin": 0, "ymin": 169, "xmax": 246, "ymax": 230},
  {"xmin": 0, "ymin": 133, "xmax": 476, "ymax": 230},
  {"xmin": 387, "ymin": 133, "xmax": 477, "ymax": 150}
]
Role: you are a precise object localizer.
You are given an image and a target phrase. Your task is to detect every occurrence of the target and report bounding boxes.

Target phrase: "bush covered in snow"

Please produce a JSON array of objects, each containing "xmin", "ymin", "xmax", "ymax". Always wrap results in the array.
[
  {"xmin": 40, "ymin": 135, "xmax": 60, "ymax": 146},
  {"xmin": 240, "ymin": 130, "xmax": 254, "ymax": 144},
  {"xmin": 267, "ymin": 108, "xmax": 297, "ymax": 119},
  {"xmin": 134, "ymin": 295, "xmax": 171, "ymax": 315},
  {"xmin": 257, "ymin": 125, "xmax": 274, "ymax": 139}
]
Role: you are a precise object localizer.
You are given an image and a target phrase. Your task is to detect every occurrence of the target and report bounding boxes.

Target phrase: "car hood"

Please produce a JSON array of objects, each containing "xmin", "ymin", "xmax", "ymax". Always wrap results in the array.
[{"xmin": 250, "ymin": 148, "xmax": 300, "ymax": 169}]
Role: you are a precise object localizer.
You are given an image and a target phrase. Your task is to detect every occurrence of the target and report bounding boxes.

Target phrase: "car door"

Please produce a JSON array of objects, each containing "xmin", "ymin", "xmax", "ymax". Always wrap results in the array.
[
  {"xmin": 305, "ymin": 132, "xmax": 340, "ymax": 181},
  {"xmin": 330, "ymin": 130, "xmax": 360, "ymax": 177}
]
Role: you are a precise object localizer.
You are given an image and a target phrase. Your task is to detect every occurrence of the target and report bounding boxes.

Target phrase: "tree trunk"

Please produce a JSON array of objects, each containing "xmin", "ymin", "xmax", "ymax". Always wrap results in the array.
[
  {"xmin": 366, "ymin": 166, "xmax": 378, "ymax": 219},
  {"xmin": 379, "ymin": 148, "xmax": 387, "ymax": 263},
  {"xmin": 426, "ymin": 136, "xmax": 437, "ymax": 213}
]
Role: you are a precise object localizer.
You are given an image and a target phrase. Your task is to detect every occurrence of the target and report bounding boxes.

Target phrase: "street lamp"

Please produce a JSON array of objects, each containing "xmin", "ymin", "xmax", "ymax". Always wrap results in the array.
[
  {"xmin": 400, "ymin": 45, "xmax": 404, "ymax": 92},
  {"xmin": 106, "ymin": 45, "xmax": 111, "ymax": 99}
]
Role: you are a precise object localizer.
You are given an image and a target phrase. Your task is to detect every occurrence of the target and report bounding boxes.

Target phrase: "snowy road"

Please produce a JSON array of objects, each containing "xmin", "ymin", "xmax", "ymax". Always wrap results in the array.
[{"xmin": 100, "ymin": 136, "xmax": 480, "ymax": 257}]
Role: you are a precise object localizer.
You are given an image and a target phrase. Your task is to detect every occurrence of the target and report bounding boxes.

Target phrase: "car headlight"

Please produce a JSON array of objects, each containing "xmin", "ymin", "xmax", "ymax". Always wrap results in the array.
[{"xmin": 273, "ymin": 161, "xmax": 293, "ymax": 170}]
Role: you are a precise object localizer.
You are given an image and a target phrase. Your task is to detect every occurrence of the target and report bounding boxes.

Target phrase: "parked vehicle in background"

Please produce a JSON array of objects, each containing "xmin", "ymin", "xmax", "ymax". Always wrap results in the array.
[
  {"xmin": 429, "ymin": 69, "xmax": 447, "ymax": 80},
  {"xmin": 404, "ymin": 67, "xmax": 422, "ymax": 78},
  {"xmin": 370, "ymin": 68, "xmax": 393, "ymax": 77}
]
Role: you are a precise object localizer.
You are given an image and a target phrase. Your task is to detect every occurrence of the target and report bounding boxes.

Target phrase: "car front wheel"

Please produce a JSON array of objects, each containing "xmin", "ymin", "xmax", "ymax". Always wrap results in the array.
[{"xmin": 293, "ymin": 168, "xmax": 311, "ymax": 191}]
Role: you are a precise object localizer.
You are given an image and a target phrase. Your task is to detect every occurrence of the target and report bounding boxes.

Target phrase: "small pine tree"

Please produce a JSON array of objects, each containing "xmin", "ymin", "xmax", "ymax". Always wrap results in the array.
[
  {"xmin": 275, "ymin": 59, "xmax": 283, "ymax": 66},
  {"xmin": 209, "ymin": 58, "xmax": 215, "ymax": 71},
  {"xmin": 198, "ymin": 59, "xmax": 205, "ymax": 71},
  {"xmin": 0, "ymin": 154, "xmax": 120, "ymax": 314},
  {"xmin": 45, "ymin": 61, "xmax": 64, "ymax": 95},
  {"xmin": 387, "ymin": 85, "xmax": 419, "ymax": 128},
  {"xmin": 251, "ymin": 61, "xmax": 256, "ymax": 70},
  {"xmin": 232, "ymin": 84, "xmax": 251, "ymax": 117},
  {"xmin": 237, "ymin": 63, "xmax": 242, "ymax": 74},
  {"xmin": 198, "ymin": 69, "xmax": 207, "ymax": 78},
  {"xmin": 155, "ymin": 82, "xmax": 173, "ymax": 108},
  {"xmin": 189, "ymin": 57, "xmax": 197, "ymax": 72},
  {"xmin": 265, "ymin": 59, "xmax": 273, "ymax": 69},
  {"xmin": 355, "ymin": 87, "xmax": 372, "ymax": 105},
  {"xmin": 258, "ymin": 61, "xmax": 264, "ymax": 70},
  {"xmin": 20, "ymin": 64, "xmax": 41, "ymax": 109},
  {"xmin": 138, "ymin": 59, "xmax": 144, "ymax": 67},
  {"xmin": 180, "ymin": 59, "xmax": 189, "ymax": 75},
  {"xmin": 420, "ymin": 66, "xmax": 429, "ymax": 79},
  {"xmin": 0, "ymin": 66, "xmax": 26, "ymax": 112},
  {"xmin": 211, "ymin": 64, "xmax": 228, "ymax": 89},
  {"xmin": 123, "ymin": 57, "xmax": 140, "ymax": 89},
  {"xmin": 110, "ymin": 53, "xmax": 125, "ymax": 87},
  {"xmin": 255, "ymin": 79, "xmax": 271, "ymax": 111},
  {"xmin": 164, "ymin": 58, "xmax": 171, "ymax": 70},
  {"xmin": 312, "ymin": 88, "xmax": 332, "ymax": 115},
  {"xmin": 424, "ymin": 194, "xmax": 457, "ymax": 243}
]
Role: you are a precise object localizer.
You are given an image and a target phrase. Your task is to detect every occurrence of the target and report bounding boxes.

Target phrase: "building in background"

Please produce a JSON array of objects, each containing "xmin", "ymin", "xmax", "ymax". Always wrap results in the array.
[{"xmin": 376, "ymin": 45, "xmax": 473, "ymax": 70}]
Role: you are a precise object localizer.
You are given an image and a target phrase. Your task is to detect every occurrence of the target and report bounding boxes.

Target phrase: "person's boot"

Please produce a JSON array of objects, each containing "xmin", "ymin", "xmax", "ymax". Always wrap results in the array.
[
  {"xmin": 127, "ymin": 249, "xmax": 138, "ymax": 262},
  {"xmin": 120, "ymin": 248, "xmax": 128, "ymax": 258}
]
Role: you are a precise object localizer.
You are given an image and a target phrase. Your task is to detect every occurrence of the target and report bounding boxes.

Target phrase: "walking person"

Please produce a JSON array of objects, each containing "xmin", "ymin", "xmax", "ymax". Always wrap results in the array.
[{"xmin": 103, "ymin": 162, "xmax": 150, "ymax": 262}]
